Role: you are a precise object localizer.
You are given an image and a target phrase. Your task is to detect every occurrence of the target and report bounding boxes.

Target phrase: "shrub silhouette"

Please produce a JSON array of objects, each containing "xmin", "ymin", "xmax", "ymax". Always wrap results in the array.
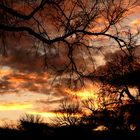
[
  {"xmin": 0, "ymin": 106, "xmax": 140, "ymax": 140},
  {"xmin": 17, "ymin": 114, "xmax": 45, "ymax": 133}
]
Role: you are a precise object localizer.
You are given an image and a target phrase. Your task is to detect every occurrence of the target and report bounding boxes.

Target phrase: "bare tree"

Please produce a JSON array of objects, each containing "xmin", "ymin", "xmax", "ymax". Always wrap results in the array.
[
  {"xmin": 53, "ymin": 99, "xmax": 83, "ymax": 126},
  {"xmin": 0, "ymin": 0, "xmax": 139, "ymax": 86},
  {"xmin": 95, "ymin": 48, "xmax": 140, "ymax": 104}
]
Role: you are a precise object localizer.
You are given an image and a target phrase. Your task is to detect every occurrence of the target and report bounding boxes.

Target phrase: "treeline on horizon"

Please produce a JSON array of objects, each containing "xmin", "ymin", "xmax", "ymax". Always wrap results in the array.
[{"xmin": 0, "ymin": 102, "xmax": 140, "ymax": 140}]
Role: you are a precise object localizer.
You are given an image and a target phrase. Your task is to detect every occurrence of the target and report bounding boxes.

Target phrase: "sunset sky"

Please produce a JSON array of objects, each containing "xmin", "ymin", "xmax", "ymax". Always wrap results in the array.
[{"xmin": 0, "ymin": 0, "xmax": 140, "ymax": 126}]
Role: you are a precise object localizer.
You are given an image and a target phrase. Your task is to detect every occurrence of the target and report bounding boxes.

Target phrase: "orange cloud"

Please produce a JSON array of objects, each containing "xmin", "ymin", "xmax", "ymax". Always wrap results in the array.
[{"xmin": 0, "ymin": 67, "xmax": 51, "ymax": 94}]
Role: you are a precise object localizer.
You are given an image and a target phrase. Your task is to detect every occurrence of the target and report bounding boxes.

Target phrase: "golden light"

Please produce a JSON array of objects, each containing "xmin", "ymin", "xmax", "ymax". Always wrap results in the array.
[
  {"xmin": 28, "ymin": 111, "xmax": 57, "ymax": 123},
  {"xmin": 65, "ymin": 84, "xmax": 101, "ymax": 110},
  {"xmin": 0, "ymin": 103, "xmax": 32, "ymax": 111},
  {"xmin": 131, "ymin": 19, "xmax": 140, "ymax": 25},
  {"xmin": 65, "ymin": 83, "xmax": 99, "ymax": 99},
  {"xmin": 30, "ymin": 111, "xmax": 56, "ymax": 118},
  {"xmin": 75, "ymin": 89, "xmax": 98, "ymax": 100},
  {"xmin": 0, "ymin": 67, "xmax": 12, "ymax": 76}
]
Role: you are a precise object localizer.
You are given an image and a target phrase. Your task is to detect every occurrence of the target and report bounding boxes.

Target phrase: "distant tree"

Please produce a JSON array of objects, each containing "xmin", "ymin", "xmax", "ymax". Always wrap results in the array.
[{"xmin": 53, "ymin": 99, "xmax": 83, "ymax": 126}]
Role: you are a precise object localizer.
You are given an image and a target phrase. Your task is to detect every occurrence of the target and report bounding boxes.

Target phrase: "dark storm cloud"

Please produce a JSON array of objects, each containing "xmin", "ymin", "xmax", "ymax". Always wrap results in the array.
[
  {"xmin": 0, "ymin": 47, "xmax": 44, "ymax": 72},
  {"xmin": 0, "ymin": 34, "xmax": 70, "ymax": 74}
]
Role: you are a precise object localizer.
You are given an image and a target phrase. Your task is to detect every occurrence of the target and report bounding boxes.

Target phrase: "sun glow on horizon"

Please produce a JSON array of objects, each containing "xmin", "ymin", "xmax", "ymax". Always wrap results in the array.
[
  {"xmin": 75, "ymin": 89, "xmax": 98, "ymax": 100},
  {"xmin": 65, "ymin": 84, "xmax": 102, "ymax": 110},
  {"xmin": 0, "ymin": 103, "xmax": 33, "ymax": 111},
  {"xmin": 28, "ymin": 111, "xmax": 57, "ymax": 123}
]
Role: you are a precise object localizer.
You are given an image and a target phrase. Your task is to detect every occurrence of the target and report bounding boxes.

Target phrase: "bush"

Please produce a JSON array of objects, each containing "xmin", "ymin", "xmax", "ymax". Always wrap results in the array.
[{"xmin": 17, "ymin": 114, "xmax": 45, "ymax": 132}]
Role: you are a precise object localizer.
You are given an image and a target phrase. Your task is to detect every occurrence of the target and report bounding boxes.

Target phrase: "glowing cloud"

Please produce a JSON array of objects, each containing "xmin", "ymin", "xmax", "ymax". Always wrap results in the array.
[
  {"xmin": 131, "ymin": 18, "xmax": 140, "ymax": 27},
  {"xmin": 65, "ymin": 88, "xmax": 98, "ymax": 100},
  {"xmin": 0, "ymin": 103, "xmax": 32, "ymax": 111},
  {"xmin": 64, "ymin": 83, "xmax": 102, "ymax": 110},
  {"xmin": 65, "ymin": 83, "xmax": 99, "ymax": 100}
]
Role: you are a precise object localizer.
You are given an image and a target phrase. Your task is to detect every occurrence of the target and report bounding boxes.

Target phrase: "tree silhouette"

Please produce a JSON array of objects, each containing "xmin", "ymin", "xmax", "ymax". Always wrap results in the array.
[
  {"xmin": 95, "ymin": 49, "xmax": 140, "ymax": 103},
  {"xmin": 1, "ymin": 1, "xmax": 140, "ymax": 136},
  {"xmin": 53, "ymin": 99, "xmax": 83, "ymax": 126},
  {"xmin": 0, "ymin": 0, "xmax": 139, "ymax": 86},
  {"xmin": 17, "ymin": 114, "xmax": 45, "ymax": 132}
]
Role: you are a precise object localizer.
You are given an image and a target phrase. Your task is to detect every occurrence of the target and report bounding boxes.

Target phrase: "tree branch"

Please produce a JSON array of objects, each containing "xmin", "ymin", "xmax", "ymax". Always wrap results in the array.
[{"xmin": 0, "ymin": 0, "xmax": 49, "ymax": 20}]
